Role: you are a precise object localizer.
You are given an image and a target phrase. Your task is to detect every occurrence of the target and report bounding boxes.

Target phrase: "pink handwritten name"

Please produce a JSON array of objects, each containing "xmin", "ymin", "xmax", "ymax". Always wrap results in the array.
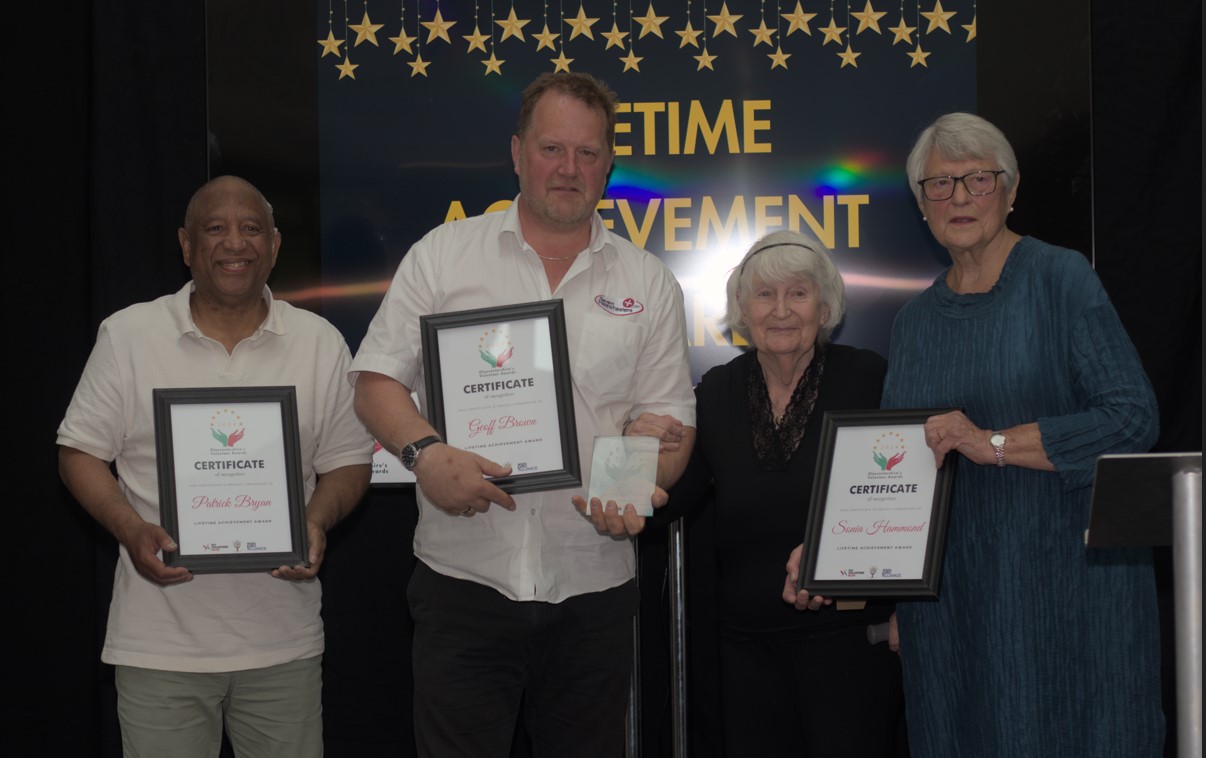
[{"xmin": 468, "ymin": 416, "xmax": 538, "ymax": 437}]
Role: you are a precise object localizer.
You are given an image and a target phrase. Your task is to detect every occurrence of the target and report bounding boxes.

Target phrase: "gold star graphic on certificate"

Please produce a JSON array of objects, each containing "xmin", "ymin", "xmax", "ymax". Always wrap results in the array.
[
  {"xmin": 769, "ymin": 46, "xmax": 791, "ymax": 69},
  {"xmin": 676, "ymin": 21, "xmax": 703, "ymax": 48},
  {"xmin": 317, "ymin": 31, "xmax": 344, "ymax": 57},
  {"xmin": 534, "ymin": 24, "xmax": 560, "ymax": 51},
  {"xmin": 889, "ymin": 19, "xmax": 916, "ymax": 45},
  {"xmin": 837, "ymin": 44, "xmax": 861, "ymax": 68},
  {"xmin": 421, "ymin": 10, "xmax": 457, "ymax": 44},
  {"xmin": 336, "ymin": 56, "xmax": 358, "ymax": 79},
  {"xmin": 482, "ymin": 52, "xmax": 505, "ymax": 75},
  {"xmin": 921, "ymin": 1, "xmax": 956, "ymax": 34},
  {"xmin": 852, "ymin": 2, "xmax": 887, "ymax": 34},
  {"xmin": 694, "ymin": 48, "xmax": 718, "ymax": 70},
  {"xmin": 749, "ymin": 20, "xmax": 777, "ymax": 47},
  {"xmin": 565, "ymin": 6, "xmax": 600, "ymax": 40},
  {"xmin": 782, "ymin": 2, "xmax": 816, "ymax": 35},
  {"xmin": 962, "ymin": 15, "xmax": 977, "ymax": 42},
  {"xmin": 907, "ymin": 44, "xmax": 931, "ymax": 67},
  {"xmin": 350, "ymin": 12, "xmax": 384, "ymax": 47},
  {"xmin": 819, "ymin": 19, "xmax": 846, "ymax": 45},
  {"xmin": 496, "ymin": 8, "xmax": 530, "ymax": 42},
  {"xmin": 390, "ymin": 28, "xmax": 417, "ymax": 54},
  {"xmin": 463, "ymin": 26, "xmax": 489, "ymax": 53},
  {"xmin": 602, "ymin": 22, "xmax": 628, "ymax": 50},
  {"xmin": 408, "ymin": 54, "xmax": 431, "ymax": 77},
  {"xmin": 620, "ymin": 48, "xmax": 643, "ymax": 72},
  {"xmin": 551, "ymin": 50, "xmax": 574, "ymax": 72},
  {"xmin": 708, "ymin": 3, "xmax": 743, "ymax": 37},
  {"xmin": 634, "ymin": 5, "xmax": 669, "ymax": 39}
]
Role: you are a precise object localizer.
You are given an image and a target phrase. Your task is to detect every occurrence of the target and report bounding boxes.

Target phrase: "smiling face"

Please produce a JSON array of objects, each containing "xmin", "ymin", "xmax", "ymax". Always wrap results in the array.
[
  {"xmin": 742, "ymin": 275, "xmax": 830, "ymax": 360},
  {"xmin": 178, "ymin": 177, "xmax": 280, "ymax": 312},
  {"xmin": 919, "ymin": 151, "xmax": 1018, "ymax": 257},
  {"xmin": 511, "ymin": 90, "xmax": 613, "ymax": 235}
]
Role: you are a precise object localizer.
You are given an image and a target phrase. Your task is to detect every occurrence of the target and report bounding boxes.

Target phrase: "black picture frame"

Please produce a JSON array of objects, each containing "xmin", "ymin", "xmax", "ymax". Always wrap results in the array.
[
  {"xmin": 421, "ymin": 299, "xmax": 581, "ymax": 494},
  {"xmin": 153, "ymin": 386, "xmax": 310, "ymax": 573},
  {"xmin": 798, "ymin": 408, "xmax": 959, "ymax": 599}
]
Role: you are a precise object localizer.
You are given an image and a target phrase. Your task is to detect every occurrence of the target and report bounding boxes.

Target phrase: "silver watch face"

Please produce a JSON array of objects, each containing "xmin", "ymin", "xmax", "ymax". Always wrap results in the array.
[
  {"xmin": 990, "ymin": 433, "xmax": 1006, "ymax": 447},
  {"xmin": 400, "ymin": 443, "xmax": 420, "ymax": 471}
]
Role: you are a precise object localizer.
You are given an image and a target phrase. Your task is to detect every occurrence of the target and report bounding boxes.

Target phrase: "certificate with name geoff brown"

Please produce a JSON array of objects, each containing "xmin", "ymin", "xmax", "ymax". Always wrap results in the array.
[
  {"xmin": 421, "ymin": 300, "xmax": 580, "ymax": 494},
  {"xmin": 153, "ymin": 386, "xmax": 309, "ymax": 573},
  {"xmin": 798, "ymin": 408, "xmax": 958, "ymax": 599}
]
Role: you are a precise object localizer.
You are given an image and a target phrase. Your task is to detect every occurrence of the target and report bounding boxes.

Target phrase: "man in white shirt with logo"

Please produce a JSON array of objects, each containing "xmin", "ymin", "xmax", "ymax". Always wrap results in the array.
[{"xmin": 351, "ymin": 72, "xmax": 695, "ymax": 757}]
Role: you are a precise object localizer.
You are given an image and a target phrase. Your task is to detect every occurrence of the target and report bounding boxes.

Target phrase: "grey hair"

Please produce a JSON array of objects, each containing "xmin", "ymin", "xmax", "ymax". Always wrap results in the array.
[
  {"xmin": 906, "ymin": 113, "xmax": 1018, "ymax": 203},
  {"xmin": 724, "ymin": 230, "xmax": 846, "ymax": 345}
]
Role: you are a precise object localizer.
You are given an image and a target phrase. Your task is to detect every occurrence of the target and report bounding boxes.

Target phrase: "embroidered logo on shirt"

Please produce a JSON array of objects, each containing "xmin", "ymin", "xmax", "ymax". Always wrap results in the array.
[{"xmin": 594, "ymin": 295, "xmax": 644, "ymax": 316}]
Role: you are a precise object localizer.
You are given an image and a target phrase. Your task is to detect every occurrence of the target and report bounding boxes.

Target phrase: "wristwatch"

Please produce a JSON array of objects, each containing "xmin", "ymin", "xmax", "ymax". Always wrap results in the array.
[
  {"xmin": 989, "ymin": 432, "xmax": 1006, "ymax": 468},
  {"xmin": 400, "ymin": 435, "xmax": 442, "ymax": 471}
]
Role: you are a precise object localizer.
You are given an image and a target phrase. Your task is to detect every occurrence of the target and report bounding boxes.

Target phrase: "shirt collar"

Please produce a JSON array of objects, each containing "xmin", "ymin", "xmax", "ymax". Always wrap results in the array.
[
  {"xmin": 499, "ymin": 194, "xmax": 617, "ymax": 270},
  {"xmin": 170, "ymin": 282, "xmax": 282, "ymax": 339}
]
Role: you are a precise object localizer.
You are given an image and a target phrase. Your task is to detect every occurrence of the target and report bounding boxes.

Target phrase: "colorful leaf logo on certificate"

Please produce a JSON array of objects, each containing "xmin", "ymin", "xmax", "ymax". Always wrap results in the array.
[
  {"xmin": 209, "ymin": 408, "xmax": 246, "ymax": 448},
  {"xmin": 478, "ymin": 327, "xmax": 514, "ymax": 368},
  {"xmin": 871, "ymin": 431, "xmax": 906, "ymax": 471}
]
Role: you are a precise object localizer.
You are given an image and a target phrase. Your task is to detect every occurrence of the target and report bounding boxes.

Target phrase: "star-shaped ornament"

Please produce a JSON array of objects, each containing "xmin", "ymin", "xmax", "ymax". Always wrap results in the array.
[
  {"xmin": 496, "ymin": 8, "xmax": 530, "ymax": 42},
  {"xmin": 565, "ymin": 7, "xmax": 600, "ymax": 40},
  {"xmin": 620, "ymin": 48, "xmax": 644, "ymax": 72},
  {"xmin": 838, "ymin": 44, "xmax": 861, "ymax": 67},
  {"xmin": 350, "ymin": 11, "xmax": 385, "ymax": 47},
  {"xmin": 634, "ymin": 6, "xmax": 669, "ymax": 39},
  {"xmin": 482, "ymin": 52, "xmax": 505, "ymax": 75},
  {"xmin": 769, "ymin": 46, "xmax": 791, "ymax": 69},
  {"xmin": 852, "ymin": 2, "xmax": 887, "ymax": 34},
  {"xmin": 819, "ymin": 19, "xmax": 846, "ymax": 45},
  {"xmin": 390, "ymin": 28, "xmax": 417, "ymax": 54},
  {"xmin": 676, "ymin": 22, "xmax": 703, "ymax": 48},
  {"xmin": 534, "ymin": 24, "xmax": 560, "ymax": 51},
  {"xmin": 962, "ymin": 15, "xmax": 977, "ymax": 42},
  {"xmin": 463, "ymin": 26, "xmax": 489, "ymax": 54},
  {"xmin": 551, "ymin": 50, "xmax": 574, "ymax": 72},
  {"xmin": 921, "ymin": 1, "xmax": 956, "ymax": 34},
  {"xmin": 421, "ymin": 10, "xmax": 457, "ymax": 44},
  {"xmin": 317, "ymin": 31, "xmax": 344, "ymax": 57},
  {"xmin": 602, "ymin": 23, "xmax": 628, "ymax": 50},
  {"xmin": 336, "ymin": 56, "xmax": 358, "ymax": 79},
  {"xmin": 889, "ymin": 19, "xmax": 916, "ymax": 45},
  {"xmin": 749, "ymin": 20, "xmax": 777, "ymax": 47},
  {"xmin": 782, "ymin": 2, "xmax": 817, "ymax": 35},
  {"xmin": 908, "ymin": 44, "xmax": 931, "ymax": 67},
  {"xmin": 708, "ymin": 3, "xmax": 743, "ymax": 37},
  {"xmin": 694, "ymin": 48, "xmax": 718, "ymax": 70},
  {"xmin": 408, "ymin": 54, "xmax": 431, "ymax": 77}
]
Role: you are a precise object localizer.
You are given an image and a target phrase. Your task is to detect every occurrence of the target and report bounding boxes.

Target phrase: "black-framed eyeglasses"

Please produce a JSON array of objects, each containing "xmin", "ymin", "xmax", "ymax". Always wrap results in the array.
[{"xmin": 916, "ymin": 170, "xmax": 1007, "ymax": 201}]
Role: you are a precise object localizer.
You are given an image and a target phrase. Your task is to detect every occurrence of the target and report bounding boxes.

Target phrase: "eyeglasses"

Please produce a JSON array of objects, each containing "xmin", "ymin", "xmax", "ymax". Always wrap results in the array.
[{"xmin": 916, "ymin": 170, "xmax": 1007, "ymax": 201}]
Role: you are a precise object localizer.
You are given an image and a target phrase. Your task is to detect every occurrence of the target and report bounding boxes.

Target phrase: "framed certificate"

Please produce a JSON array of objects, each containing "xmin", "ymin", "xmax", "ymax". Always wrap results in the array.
[
  {"xmin": 798, "ymin": 408, "xmax": 959, "ymax": 599},
  {"xmin": 153, "ymin": 386, "xmax": 309, "ymax": 573},
  {"xmin": 421, "ymin": 300, "xmax": 580, "ymax": 494}
]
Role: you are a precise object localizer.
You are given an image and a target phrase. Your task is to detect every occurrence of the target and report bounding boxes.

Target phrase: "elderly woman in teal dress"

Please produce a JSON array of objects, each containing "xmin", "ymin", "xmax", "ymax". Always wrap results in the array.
[{"xmin": 794, "ymin": 112, "xmax": 1164, "ymax": 757}]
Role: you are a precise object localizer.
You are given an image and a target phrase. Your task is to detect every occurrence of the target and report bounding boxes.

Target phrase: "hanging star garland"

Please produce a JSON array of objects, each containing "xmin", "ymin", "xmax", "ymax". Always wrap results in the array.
[
  {"xmin": 921, "ymin": 1, "xmax": 956, "ymax": 34},
  {"xmin": 852, "ymin": 1, "xmax": 887, "ymax": 34},
  {"xmin": 421, "ymin": 9, "xmax": 456, "ymax": 44},
  {"xmin": 496, "ymin": 8, "xmax": 530, "ymax": 42},
  {"xmin": 708, "ymin": 3, "xmax": 743, "ymax": 37},
  {"xmin": 782, "ymin": 2, "xmax": 816, "ymax": 35}
]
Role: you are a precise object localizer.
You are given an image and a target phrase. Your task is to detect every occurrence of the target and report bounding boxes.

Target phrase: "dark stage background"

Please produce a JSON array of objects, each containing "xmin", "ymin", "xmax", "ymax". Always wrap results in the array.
[{"xmin": 15, "ymin": 1, "xmax": 1199, "ymax": 756}]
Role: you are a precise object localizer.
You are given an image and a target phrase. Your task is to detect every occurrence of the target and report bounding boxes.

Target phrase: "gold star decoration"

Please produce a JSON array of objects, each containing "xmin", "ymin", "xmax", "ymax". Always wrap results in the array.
[
  {"xmin": 482, "ymin": 52, "xmax": 505, "ymax": 75},
  {"xmin": 838, "ymin": 44, "xmax": 861, "ymax": 68},
  {"xmin": 551, "ymin": 50, "xmax": 574, "ymax": 72},
  {"xmin": 819, "ymin": 18, "xmax": 846, "ymax": 45},
  {"xmin": 496, "ymin": 8, "xmax": 530, "ymax": 42},
  {"xmin": 634, "ymin": 5, "xmax": 669, "ymax": 39},
  {"xmin": 317, "ymin": 31, "xmax": 344, "ymax": 57},
  {"xmin": 463, "ymin": 26, "xmax": 489, "ymax": 53},
  {"xmin": 708, "ymin": 3, "xmax": 743, "ymax": 38},
  {"xmin": 620, "ymin": 48, "xmax": 644, "ymax": 72},
  {"xmin": 350, "ymin": 11, "xmax": 385, "ymax": 47},
  {"xmin": 336, "ymin": 56, "xmax": 358, "ymax": 79},
  {"xmin": 769, "ymin": 46, "xmax": 791, "ymax": 69},
  {"xmin": 962, "ymin": 15, "xmax": 977, "ymax": 42},
  {"xmin": 782, "ymin": 2, "xmax": 817, "ymax": 35},
  {"xmin": 407, "ymin": 54, "xmax": 431, "ymax": 77},
  {"xmin": 390, "ymin": 27, "xmax": 417, "ymax": 54},
  {"xmin": 694, "ymin": 48, "xmax": 718, "ymax": 70},
  {"xmin": 749, "ymin": 20, "xmax": 777, "ymax": 47},
  {"xmin": 921, "ymin": 1, "xmax": 956, "ymax": 34},
  {"xmin": 908, "ymin": 44, "xmax": 931, "ymax": 67},
  {"xmin": 602, "ymin": 22, "xmax": 628, "ymax": 49},
  {"xmin": 421, "ymin": 9, "xmax": 457, "ymax": 44},
  {"xmin": 565, "ymin": 6, "xmax": 600, "ymax": 40},
  {"xmin": 676, "ymin": 21, "xmax": 703, "ymax": 48},
  {"xmin": 852, "ymin": 2, "xmax": 887, "ymax": 34},
  {"xmin": 889, "ymin": 19, "xmax": 916, "ymax": 45},
  {"xmin": 534, "ymin": 24, "xmax": 561, "ymax": 51}
]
